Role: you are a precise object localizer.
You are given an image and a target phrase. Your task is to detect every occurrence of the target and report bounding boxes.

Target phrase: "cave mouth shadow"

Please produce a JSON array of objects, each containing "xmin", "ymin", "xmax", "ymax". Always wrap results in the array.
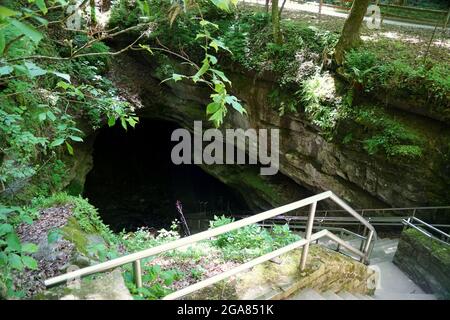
[{"xmin": 83, "ymin": 119, "xmax": 251, "ymax": 233}]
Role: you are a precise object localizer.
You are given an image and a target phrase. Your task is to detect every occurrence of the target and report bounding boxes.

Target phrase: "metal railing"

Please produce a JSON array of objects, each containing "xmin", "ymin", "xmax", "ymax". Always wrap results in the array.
[
  {"xmin": 44, "ymin": 191, "xmax": 376, "ymax": 299},
  {"xmin": 163, "ymin": 229, "xmax": 366, "ymax": 300},
  {"xmin": 402, "ymin": 216, "xmax": 450, "ymax": 245},
  {"xmin": 251, "ymin": 209, "xmax": 450, "ymax": 230},
  {"xmin": 230, "ymin": 205, "xmax": 450, "ymax": 218},
  {"xmin": 187, "ymin": 206, "xmax": 450, "ymax": 239}
]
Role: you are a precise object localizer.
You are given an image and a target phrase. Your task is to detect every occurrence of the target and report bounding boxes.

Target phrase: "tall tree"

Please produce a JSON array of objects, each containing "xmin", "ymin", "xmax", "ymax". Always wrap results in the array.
[
  {"xmin": 334, "ymin": 0, "xmax": 370, "ymax": 65},
  {"xmin": 272, "ymin": 0, "xmax": 282, "ymax": 44}
]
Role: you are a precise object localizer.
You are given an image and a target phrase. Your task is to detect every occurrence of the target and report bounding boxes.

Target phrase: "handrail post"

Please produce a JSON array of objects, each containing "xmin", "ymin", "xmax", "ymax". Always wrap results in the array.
[
  {"xmin": 359, "ymin": 226, "xmax": 367, "ymax": 252},
  {"xmin": 300, "ymin": 201, "xmax": 317, "ymax": 270},
  {"xmin": 133, "ymin": 259, "xmax": 143, "ymax": 288},
  {"xmin": 336, "ymin": 229, "xmax": 343, "ymax": 252},
  {"xmin": 358, "ymin": 210, "xmax": 365, "ymax": 234},
  {"xmin": 362, "ymin": 230, "xmax": 374, "ymax": 264},
  {"xmin": 403, "ymin": 217, "xmax": 410, "ymax": 232}
]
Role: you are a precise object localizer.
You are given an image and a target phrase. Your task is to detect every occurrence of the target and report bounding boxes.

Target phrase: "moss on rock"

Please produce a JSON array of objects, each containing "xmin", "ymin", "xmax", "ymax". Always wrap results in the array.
[{"xmin": 61, "ymin": 217, "xmax": 90, "ymax": 255}]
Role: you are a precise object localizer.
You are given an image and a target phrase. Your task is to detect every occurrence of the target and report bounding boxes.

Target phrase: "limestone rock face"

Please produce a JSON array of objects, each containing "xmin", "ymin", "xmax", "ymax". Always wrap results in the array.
[
  {"xmin": 109, "ymin": 53, "xmax": 449, "ymax": 209},
  {"xmin": 393, "ymin": 229, "xmax": 450, "ymax": 298}
]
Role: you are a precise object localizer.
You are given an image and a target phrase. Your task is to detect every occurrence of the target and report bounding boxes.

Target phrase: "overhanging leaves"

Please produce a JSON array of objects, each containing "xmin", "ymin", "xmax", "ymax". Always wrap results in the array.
[{"xmin": 10, "ymin": 18, "xmax": 43, "ymax": 44}]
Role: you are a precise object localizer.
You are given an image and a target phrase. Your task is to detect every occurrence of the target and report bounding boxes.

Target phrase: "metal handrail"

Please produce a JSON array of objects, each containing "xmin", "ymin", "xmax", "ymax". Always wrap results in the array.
[
  {"xmin": 44, "ymin": 191, "xmax": 376, "ymax": 296},
  {"xmin": 257, "ymin": 220, "xmax": 373, "ymax": 257},
  {"xmin": 258, "ymin": 222, "xmax": 367, "ymax": 240},
  {"xmin": 162, "ymin": 229, "xmax": 364, "ymax": 300},
  {"xmin": 410, "ymin": 217, "xmax": 450, "ymax": 240},
  {"xmin": 402, "ymin": 217, "xmax": 450, "ymax": 245},
  {"xmin": 253, "ymin": 215, "xmax": 450, "ymax": 228},
  {"xmin": 278, "ymin": 205, "xmax": 450, "ymax": 215}
]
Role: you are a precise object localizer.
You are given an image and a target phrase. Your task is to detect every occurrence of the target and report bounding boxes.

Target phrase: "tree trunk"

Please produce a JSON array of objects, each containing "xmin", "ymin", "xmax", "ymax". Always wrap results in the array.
[
  {"xmin": 279, "ymin": 0, "xmax": 287, "ymax": 18},
  {"xmin": 334, "ymin": 0, "xmax": 370, "ymax": 65},
  {"xmin": 90, "ymin": 0, "xmax": 97, "ymax": 25},
  {"xmin": 272, "ymin": 0, "xmax": 282, "ymax": 44}
]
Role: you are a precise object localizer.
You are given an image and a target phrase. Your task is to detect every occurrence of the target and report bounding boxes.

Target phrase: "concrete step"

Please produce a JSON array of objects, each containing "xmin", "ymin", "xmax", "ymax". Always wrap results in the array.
[
  {"xmin": 290, "ymin": 288, "xmax": 325, "ymax": 300},
  {"xmin": 354, "ymin": 293, "xmax": 374, "ymax": 300},
  {"xmin": 373, "ymin": 240, "xmax": 398, "ymax": 251},
  {"xmin": 374, "ymin": 290, "xmax": 437, "ymax": 300},
  {"xmin": 369, "ymin": 261, "xmax": 437, "ymax": 300},
  {"xmin": 337, "ymin": 291, "xmax": 359, "ymax": 300},
  {"xmin": 321, "ymin": 291, "xmax": 344, "ymax": 300},
  {"xmin": 373, "ymin": 238, "xmax": 393, "ymax": 246},
  {"xmin": 289, "ymin": 289, "xmax": 374, "ymax": 300},
  {"xmin": 372, "ymin": 246, "xmax": 398, "ymax": 255},
  {"xmin": 288, "ymin": 286, "xmax": 436, "ymax": 301},
  {"xmin": 369, "ymin": 256, "xmax": 396, "ymax": 264},
  {"xmin": 318, "ymin": 236, "xmax": 400, "ymax": 265}
]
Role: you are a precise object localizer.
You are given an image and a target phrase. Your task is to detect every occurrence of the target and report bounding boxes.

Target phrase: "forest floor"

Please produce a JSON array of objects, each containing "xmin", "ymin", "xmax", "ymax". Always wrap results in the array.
[
  {"xmin": 246, "ymin": 0, "xmax": 449, "ymax": 30},
  {"xmin": 14, "ymin": 206, "xmax": 75, "ymax": 298},
  {"xmin": 242, "ymin": 3, "xmax": 450, "ymax": 64},
  {"xmin": 147, "ymin": 244, "xmax": 240, "ymax": 293}
]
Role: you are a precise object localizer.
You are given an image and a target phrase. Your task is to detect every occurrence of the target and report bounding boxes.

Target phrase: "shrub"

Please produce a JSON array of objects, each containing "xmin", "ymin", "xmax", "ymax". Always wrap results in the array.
[
  {"xmin": 209, "ymin": 215, "xmax": 300, "ymax": 262},
  {"xmin": 351, "ymin": 106, "xmax": 424, "ymax": 159},
  {"xmin": 301, "ymin": 72, "xmax": 344, "ymax": 137}
]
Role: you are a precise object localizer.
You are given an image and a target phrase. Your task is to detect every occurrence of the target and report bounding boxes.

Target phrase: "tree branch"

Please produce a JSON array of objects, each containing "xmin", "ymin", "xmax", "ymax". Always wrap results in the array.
[{"xmin": 6, "ymin": 24, "xmax": 150, "ymax": 63}]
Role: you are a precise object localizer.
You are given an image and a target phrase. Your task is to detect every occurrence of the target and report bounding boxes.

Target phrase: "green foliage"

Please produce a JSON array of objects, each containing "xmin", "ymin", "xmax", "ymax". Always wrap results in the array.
[
  {"xmin": 0, "ymin": 205, "xmax": 39, "ymax": 298},
  {"xmin": 300, "ymin": 72, "xmax": 344, "ymax": 137},
  {"xmin": 0, "ymin": 102, "xmax": 80, "ymax": 198},
  {"xmin": 72, "ymin": 34, "xmax": 111, "ymax": 71},
  {"xmin": 209, "ymin": 215, "xmax": 301, "ymax": 262},
  {"xmin": 109, "ymin": 0, "xmax": 144, "ymax": 30},
  {"xmin": 30, "ymin": 194, "xmax": 178, "ymax": 300},
  {"xmin": 344, "ymin": 49, "xmax": 378, "ymax": 86},
  {"xmin": 268, "ymin": 88, "xmax": 298, "ymax": 116},
  {"xmin": 0, "ymin": 1, "xmax": 138, "ymax": 202},
  {"xmin": 117, "ymin": 222, "xmax": 188, "ymax": 300},
  {"xmin": 31, "ymin": 193, "xmax": 117, "ymax": 243},
  {"xmin": 120, "ymin": 224, "xmax": 180, "ymax": 253},
  {"xmin": 344, "ymin": 47, "xmax": 450, "ymax": 107},
  {"xmin": 298, "ymin": 69, "xmax": 425, "ymax": 160},
  {"xmin": 190, "ymin": 266, "xmax": 205, "ymax": 280},
  {"xmin": 403, "ymin": 228, "xmax": 450, "ymax": 265},
  {"xmin": 124, "ymin": 264, "xmax": 183, "ymax": 300},
  {"xmin": 349, "ymin": 106, "xmax": 424, "ymax": 159},
  {"xmin": 111, "ymin": 0, "xmax": 245, "ymax": 127},
  {"xmin": 218, "ymin": 13, "xmax": 337, "ymax": 87},
  {"xmin": 379, "ymin": 4, "xmax": 447, "ymax": 23}
]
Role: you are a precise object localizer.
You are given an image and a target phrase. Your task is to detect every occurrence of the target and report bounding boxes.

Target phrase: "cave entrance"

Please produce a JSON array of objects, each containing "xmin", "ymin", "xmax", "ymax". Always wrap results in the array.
[{"xmin": 83, "ymin": 119, "xmax": 251, "ymax": 233}]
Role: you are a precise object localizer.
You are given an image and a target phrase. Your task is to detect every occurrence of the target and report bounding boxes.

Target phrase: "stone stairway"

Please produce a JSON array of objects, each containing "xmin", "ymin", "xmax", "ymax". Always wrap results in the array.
[
  {"xmin": 317, "ymin": 236, "xmax": 399, "ymax": 264},
  {"xmin": 289, "ymin": 236, "xmax": 437, "ymax": 300},
  {"xmin": 290, "ymin": 288, "xmax": 436, "ymax": 300}
]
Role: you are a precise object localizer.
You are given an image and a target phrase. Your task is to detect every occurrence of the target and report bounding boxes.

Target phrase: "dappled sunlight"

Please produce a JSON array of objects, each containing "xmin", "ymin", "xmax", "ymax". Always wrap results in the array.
[
  {"xmin": 433, "ymin": 38, "xmax": 450, "ymax": 49},
  {"xmin": 379, "ymin": 31, "xmax": 402, "ymax": 40}
]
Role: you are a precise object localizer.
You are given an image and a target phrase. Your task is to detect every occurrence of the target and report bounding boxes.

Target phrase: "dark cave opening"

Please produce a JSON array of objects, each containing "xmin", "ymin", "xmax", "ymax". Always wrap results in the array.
[{"xmin": 83, "ymin": 119, "xmax": 252, "ymax": 233}]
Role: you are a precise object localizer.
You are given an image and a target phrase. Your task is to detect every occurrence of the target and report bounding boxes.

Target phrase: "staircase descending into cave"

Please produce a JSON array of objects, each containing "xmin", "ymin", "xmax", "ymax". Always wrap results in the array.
[
  {"xmin": 296, "ymin": 235, "xmax": 438, "ymax": 300},
  {"xmin": 290, "ymin": 288, "xmax": 436, "ymax": 300},
  {"xmin": 251, "ymin": 206, "xmax": 449, "ymax": 300},
  {"xmin": 317, "ymin": 234, "xmax": 399, "ymax": 264},
  {"xmin": 44, "ymin": 192, "xmax": 449, "ymax": 301}
]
